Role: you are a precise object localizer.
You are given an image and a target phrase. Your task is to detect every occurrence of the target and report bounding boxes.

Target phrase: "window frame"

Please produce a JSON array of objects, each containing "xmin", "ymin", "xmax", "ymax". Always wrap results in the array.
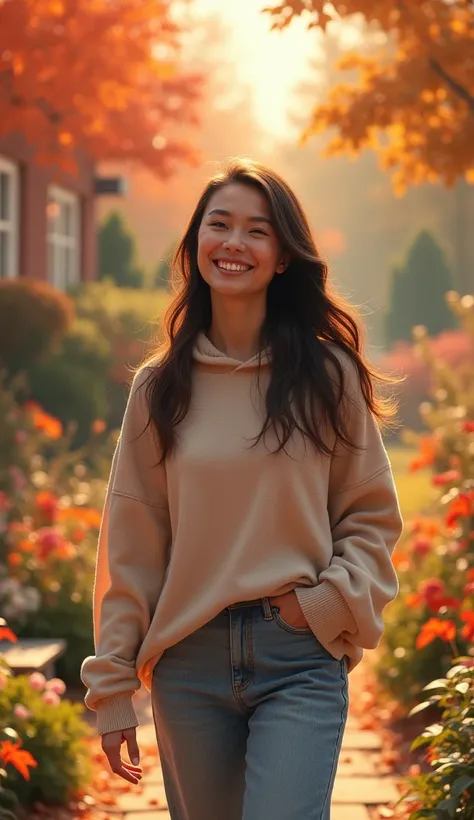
[
  {"xmin": 0, "ymin": 155, "xmax": 20, "ymax": 280},
  {"xmin": 47, "ymin": 185, "xmax": 81, "ymax": 290}
]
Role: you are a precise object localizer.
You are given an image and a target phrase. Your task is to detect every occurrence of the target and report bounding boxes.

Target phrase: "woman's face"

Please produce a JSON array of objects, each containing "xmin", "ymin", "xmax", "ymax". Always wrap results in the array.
[{"xmin": 197, "ymin": 182, "xmax": 287, "ymax": 299}]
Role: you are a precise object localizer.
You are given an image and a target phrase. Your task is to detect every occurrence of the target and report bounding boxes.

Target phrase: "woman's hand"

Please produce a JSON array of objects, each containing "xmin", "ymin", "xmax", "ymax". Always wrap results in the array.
[
  {"xmin": 269, "ymin": 590, "xmax": 310, "ymax": 630},
  {"xmin": 101, "ymin": 727, "xmax": 143, "ymax": 784}
]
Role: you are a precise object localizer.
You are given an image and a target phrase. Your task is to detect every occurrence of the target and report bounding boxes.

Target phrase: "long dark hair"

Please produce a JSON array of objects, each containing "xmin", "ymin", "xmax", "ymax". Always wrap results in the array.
[{"xmin": 142, "ymin": 158, "xmax": 397, "ymax": 463}]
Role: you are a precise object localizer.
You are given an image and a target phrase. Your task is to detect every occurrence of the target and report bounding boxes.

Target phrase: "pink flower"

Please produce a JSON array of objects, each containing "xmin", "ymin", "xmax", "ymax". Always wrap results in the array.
[
  {"xmin": 14, "ymin": 430, "xmax": 27, "ymax": 445},
  {"xmin": 36, "ymin": 527, "xmax": 62, "ymax": 560},
  {"xmin": 0, "ymin": 673, "xmax": 8, "ymax": 691},
  {"xmin": 45, "ymin": 678, "xmax": 66, "ymax": 696},
  {"xmin": 42, "ymin": 691, "xmax": 60, "ymax": 706},
  {"xmin": 29, "ymin": 672, "xmax": 46, "ymax": 691},
  {"xmin": 13, "ymin": 704, "xmax": 30, "ymax": 720}
]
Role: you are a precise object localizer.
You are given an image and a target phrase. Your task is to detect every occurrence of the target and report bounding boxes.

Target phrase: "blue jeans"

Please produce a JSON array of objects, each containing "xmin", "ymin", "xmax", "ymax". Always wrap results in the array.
[{"xmin": 151, "ymin": 598, "xmax": 349, "ymax": 820}]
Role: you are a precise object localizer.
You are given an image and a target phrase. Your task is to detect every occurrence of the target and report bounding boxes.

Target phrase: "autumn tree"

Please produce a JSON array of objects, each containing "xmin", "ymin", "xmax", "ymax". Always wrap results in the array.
[
  {"xmin": 0, "ymin": 0, "xmax": 202, "ymax": 176},
  {"xmin": 264, "ymin": 1, "xmax": 474, "ymax": 192}
]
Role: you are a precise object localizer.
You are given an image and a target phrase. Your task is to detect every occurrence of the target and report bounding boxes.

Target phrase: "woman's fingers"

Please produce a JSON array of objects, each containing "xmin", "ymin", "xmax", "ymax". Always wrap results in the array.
[{"xmin": 101, "ymin": 729, "xmax": 143, "ymax": 783}]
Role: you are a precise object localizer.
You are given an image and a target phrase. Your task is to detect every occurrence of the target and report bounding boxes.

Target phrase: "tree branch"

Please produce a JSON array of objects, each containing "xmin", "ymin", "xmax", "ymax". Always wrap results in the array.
[
  {"xmin": 396, "ymin": 0, "xmax": 474, "ymax": 113},
  {"xmin": 429, "ymin": 57, "xmax": 474, "ymax": 113}
]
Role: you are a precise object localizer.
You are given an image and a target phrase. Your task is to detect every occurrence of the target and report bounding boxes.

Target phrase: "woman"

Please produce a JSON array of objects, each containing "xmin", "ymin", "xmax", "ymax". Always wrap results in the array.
[{"xmin": 81, "ymin": 158, "xmax": 403, "ymax": 820}]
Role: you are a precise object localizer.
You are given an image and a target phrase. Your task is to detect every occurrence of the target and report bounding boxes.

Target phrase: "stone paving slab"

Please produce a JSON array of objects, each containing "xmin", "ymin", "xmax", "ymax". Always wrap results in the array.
[
  {"xmin": 330, "ymin": 806, "xmax": 371, "ymax": 820},
  {"xmin": 340, "ymin": 730, "xmax": 382, "ymax": 751},
  {"xmin": 332, "ymin": 775, "xmax": 399, "ymax": 805},
  {"xmin": 337, "ymin": 749, "xmax": 378, "ymax": 776}
]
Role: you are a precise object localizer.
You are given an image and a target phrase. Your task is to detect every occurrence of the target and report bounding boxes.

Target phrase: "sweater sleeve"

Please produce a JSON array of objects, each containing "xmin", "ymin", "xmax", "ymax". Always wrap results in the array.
[
  {"xmin": 295, "ymin": 354, "xmax": 403, "ymax": 654},
  {"xmin": 80, "ymin": 367, "xmax": 171, "ymax": 735}
]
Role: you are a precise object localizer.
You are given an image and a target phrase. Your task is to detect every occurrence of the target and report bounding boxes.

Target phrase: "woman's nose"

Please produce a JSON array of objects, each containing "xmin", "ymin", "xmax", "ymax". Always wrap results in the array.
[{"xmin": 223, "ymin": 232, "xmax": 246, "ymax": 251}]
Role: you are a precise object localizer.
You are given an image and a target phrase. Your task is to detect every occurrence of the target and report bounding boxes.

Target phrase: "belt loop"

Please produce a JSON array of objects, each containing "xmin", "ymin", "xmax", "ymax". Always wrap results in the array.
[{"xmin": 261, "ymin": 597, "xmax": 273, "ymax": 620}]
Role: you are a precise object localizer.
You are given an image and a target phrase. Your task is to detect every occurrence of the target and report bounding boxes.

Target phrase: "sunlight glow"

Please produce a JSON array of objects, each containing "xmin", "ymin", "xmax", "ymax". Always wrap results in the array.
[{"xmin": 194, "ymin": 0, "xmax": 317, "ymax": 138}]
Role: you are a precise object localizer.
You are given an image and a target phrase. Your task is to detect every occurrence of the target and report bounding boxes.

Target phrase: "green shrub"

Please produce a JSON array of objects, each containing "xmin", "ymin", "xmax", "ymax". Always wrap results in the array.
[
  {"xmin": 396, "ymin": 660, "xmax": 474, "ymax": 819},
  {"xmin": 26, "ymin": 359, "xmax": 109, "ymax": 447},
  {"xmin": 0, "ymin": 675, "xmax": 92, "ymax": 806},
  {"xmin": 0, "ymin": 280, "xmax": 74, "ymax": 373}
]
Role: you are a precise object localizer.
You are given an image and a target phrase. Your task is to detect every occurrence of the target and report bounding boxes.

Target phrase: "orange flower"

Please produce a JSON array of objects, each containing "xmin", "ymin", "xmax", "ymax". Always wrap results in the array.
[
  {"xmin": 446, "ymin": 492, "xmax": 474, "ymax": 528},
  {"xmin": 0, "ymin": 627, "xmax": 18, "ymax": 643},
  {"xmin": 409, "ymin": 436, "xmax": 436, "ymax": 472},
  {"xmin": 58, "ymin": 507, "xmax": 101, "ymax": 528},
  {"xmin": 7, "ymin": 553, "xmax": 22, "ymax": 568},
  {"xmin": 91, "ymin": 419, "xmax": 106, "ymax": 435},
  {"xmin": 416, "ymin": 618, "xmax": 456, "ymax": 650},
  {"xmin": 17, "ymin": 539, "xmax": 35, "ymax": 554},
  {"xmin": 0, "ymin": 740, "xmax": 37, "ymax": 781},
  {"xmin": 27, "ymin": 404, "xmax": 62, "ymax": 439},
  {"xmin": 460, "ymin": 611, "xmax": 474, "ymax": 643}
]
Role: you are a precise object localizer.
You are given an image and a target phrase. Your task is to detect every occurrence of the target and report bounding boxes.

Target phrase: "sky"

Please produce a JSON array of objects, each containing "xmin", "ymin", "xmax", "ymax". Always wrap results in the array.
[{"xmin": 193, "ymin": 0, "xmax": 318, "ymax": 139}]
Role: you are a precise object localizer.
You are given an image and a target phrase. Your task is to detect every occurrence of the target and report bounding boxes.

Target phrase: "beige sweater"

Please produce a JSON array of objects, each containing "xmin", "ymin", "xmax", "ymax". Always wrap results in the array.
[{"xmin": 81, "ymin": 334, "xmax": 403, "ymax": 735}]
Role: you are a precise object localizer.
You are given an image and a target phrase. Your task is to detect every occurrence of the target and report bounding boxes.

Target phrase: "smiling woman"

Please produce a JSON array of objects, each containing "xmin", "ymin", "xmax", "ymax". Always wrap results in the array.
[{"xmin": 81, "ymin": 157, "xmax": 403, "ymax": 820}]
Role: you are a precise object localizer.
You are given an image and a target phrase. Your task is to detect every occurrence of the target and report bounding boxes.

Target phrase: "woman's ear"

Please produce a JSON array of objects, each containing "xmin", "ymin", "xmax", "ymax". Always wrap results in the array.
[{"xmin": 276, "ymin": 253, "xmax": 290, "ymax": 274}]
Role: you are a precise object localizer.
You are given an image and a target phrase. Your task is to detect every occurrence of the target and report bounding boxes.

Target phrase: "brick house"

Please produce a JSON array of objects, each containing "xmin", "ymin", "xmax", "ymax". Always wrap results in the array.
[{"xmin": 0, "ymin": 133, "xmax": 124, "ymax": 289}]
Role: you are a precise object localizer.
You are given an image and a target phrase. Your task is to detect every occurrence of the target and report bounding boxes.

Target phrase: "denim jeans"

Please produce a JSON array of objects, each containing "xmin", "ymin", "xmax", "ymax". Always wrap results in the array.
[{"xmin": 151, "ymin": 598, "xmax": 349, "ymax": 820}]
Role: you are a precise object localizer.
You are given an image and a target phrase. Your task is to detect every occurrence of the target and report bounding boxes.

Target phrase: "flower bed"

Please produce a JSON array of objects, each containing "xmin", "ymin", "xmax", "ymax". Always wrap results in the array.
[{"xmin": 0, "ymin": 374, "xmax": 113, "ymax": 685}]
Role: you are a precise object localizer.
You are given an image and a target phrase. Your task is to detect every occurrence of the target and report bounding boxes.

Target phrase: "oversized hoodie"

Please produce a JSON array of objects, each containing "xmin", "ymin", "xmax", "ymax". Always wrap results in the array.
[{"xmin": 81, "ymin": 333, "xmax": 403, "ymax": 735}]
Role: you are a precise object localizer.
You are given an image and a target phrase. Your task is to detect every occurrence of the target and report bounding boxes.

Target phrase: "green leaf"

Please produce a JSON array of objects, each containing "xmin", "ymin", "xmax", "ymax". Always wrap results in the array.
[
  {"xmin": 450, "ymin": 774, "xmax": 474, "ymax": 798},
  {"xmin": 423, "ymin": 679, "xmax": 449, "ymax": 691},
  {"xmin": 409, "ymin": 700, "xmax": 434, "ymax": 717}
]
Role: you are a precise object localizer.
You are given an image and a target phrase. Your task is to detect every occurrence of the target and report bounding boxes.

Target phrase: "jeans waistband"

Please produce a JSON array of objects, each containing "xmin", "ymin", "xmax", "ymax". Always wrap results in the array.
[{"xmin": 226, "ymin": 597, "xmax": 273, "ymax": 620}]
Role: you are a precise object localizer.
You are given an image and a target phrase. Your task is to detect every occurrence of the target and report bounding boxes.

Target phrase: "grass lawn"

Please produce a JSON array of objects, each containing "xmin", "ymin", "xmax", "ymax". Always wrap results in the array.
[{"xmin": 387, "ymin": 446, "xmax": 435, "ymax": 519}]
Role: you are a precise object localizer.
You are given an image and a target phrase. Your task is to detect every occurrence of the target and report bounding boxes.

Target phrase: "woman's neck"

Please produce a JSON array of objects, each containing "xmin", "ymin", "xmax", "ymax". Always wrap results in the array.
[{"xmin": 208, "ymin": 295, "xmax": 265, "ymax": 362}]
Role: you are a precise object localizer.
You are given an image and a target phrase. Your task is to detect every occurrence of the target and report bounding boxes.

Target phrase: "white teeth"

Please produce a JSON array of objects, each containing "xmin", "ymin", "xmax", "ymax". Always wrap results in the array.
[{"xmin": 216, "ymin": 261, "xmax": 251, "ymax": 272}]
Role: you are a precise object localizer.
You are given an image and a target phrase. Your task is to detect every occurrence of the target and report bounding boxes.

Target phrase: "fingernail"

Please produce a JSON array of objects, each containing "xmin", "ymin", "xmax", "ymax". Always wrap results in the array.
[{"xmin": 132, "ymin": 756, "xmax": 139, "ymax": 765}]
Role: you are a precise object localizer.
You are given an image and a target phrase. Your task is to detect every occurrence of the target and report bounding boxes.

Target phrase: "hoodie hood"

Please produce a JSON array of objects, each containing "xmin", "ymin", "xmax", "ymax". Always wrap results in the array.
[{"xmin": 193, "ymin": 332, "xmax": 271, "ymax": 372}]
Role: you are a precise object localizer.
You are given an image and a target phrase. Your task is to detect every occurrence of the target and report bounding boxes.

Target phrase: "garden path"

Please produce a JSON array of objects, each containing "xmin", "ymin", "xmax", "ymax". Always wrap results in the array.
[{"xmin": 96, "ymin": 657, "xmax": 402, "ymax": 820}]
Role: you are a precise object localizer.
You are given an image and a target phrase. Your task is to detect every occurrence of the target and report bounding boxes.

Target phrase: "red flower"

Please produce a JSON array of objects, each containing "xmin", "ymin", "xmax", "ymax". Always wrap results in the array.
[
  {"xmin": 416, "ymin": 618, "xmax": 456, "ymax": 650},
  {"xmin": 432, "ymin": 470, "xmax": 461, "ymax": 487},
  {"xmin": 35, "ymin": 491, "xmax": 58, "ymax": 524},
  {"xmin": 462, "ymin": 420, "xmax": 474, "ymax": 433},
  {"xmin": 460, "ymin": 611, "xmax": 474, "ymax": 643},
  {"xmin": 0, "ymin": 627, "xmax": 18, "ymax": 643},
  {"xmin": 0, "ymin": 740, "xmax": 37, "ymax": 781}
]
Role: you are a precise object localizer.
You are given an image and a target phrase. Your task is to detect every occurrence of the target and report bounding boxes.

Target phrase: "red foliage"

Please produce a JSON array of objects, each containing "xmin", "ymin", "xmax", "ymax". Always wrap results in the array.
[{"xmin": 0, "ymin": 0, "xmax": 202, "ymax": 176}]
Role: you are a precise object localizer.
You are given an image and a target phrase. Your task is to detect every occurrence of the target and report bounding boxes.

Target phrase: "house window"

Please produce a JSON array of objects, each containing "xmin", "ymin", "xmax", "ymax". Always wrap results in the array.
[
  {"xmin": 47, "ymin": 186, "xmax": 81, "ymax": 290},
  {"xmin": 0, "ymin": 156, "xmax": 20, "ymax": 279}
]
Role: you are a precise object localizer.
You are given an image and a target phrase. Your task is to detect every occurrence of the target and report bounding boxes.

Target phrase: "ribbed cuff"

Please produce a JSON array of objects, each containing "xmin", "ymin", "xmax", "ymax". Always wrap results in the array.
[
  {"xmin": 95, "ymin": 692, "xmax": 139, "ymax": 736},
  {"xmin": 295, "ymin": 581, "xmax": 357, "ymax": 645}
]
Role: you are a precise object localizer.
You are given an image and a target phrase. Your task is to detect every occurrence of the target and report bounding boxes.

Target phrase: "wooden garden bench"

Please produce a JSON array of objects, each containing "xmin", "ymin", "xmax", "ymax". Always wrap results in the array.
[{"xmin": 0, "ymin": 637, "xmax": 67, "ymax": 679}]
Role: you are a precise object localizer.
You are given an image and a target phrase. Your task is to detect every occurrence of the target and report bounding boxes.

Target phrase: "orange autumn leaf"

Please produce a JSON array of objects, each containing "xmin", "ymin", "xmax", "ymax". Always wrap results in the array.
[
  {"xmin": 0, "ymin": 627, "xmax": 18, "ymax": 642},
  {"xmin": 416, "ymin": 618, "xmax": 457, "ymax": 650},
  {"xmin": 264, "ymin": 0, "xmax": 474, "ymax": 189},
  {"xmin": 0, "ymin": 740, "xmax": 37, "ymax": 780}
]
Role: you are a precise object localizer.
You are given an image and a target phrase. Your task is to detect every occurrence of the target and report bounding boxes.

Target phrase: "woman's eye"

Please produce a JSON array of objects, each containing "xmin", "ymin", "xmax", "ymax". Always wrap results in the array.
[
  {"xmin": 210, "ymin": 221, "xmax": 227, "ymax": 228},
  {"xmin": 250, "ymin": 229, "xmax": 268, "ymax": 236}
]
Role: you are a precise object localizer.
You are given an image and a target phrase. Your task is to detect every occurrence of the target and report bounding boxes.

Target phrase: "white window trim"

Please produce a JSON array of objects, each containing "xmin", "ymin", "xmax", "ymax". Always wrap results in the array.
[
  {"xmin": 0, "ymin": 155, "xmax": 20, "ymax": 279},
  {"xmin": 47, "ymin": 185, "xmax": 81, "ymax": 290}
]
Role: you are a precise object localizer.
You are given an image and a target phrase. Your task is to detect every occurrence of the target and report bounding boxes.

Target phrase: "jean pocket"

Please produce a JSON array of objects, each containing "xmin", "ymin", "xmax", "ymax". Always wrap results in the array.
[{"xmin": 272, "ymin": 608, "xmax": 313, "ymax": 635}]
